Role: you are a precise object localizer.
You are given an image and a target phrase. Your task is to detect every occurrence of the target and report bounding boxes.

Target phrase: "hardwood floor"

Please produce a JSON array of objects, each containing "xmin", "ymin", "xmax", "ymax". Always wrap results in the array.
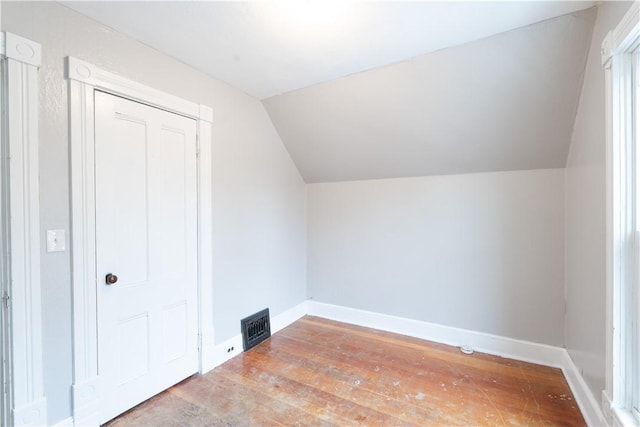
[{"xmin": 105, "ymin": 316, "xmax": 585, "ymax": 426}]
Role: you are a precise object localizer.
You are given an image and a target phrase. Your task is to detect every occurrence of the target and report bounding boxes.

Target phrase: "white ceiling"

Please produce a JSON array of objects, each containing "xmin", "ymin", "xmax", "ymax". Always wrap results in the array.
[
  {"xmin": 264, "ymin": 8, "xmax": 596, "ymax": 182},
  {"xmin": 61, "ymin": 1, "xmax": 595, "ymax": 99},
  {"xmin": 60, "ymin": 1, "xmax": 598, "ymax": 182}
]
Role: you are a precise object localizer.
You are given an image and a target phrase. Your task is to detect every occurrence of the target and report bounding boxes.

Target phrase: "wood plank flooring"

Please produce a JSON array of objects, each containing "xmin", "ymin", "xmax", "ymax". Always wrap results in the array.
[{"xmin": 105, "ymin": 316, "xmax": 585, "ymax": 426}]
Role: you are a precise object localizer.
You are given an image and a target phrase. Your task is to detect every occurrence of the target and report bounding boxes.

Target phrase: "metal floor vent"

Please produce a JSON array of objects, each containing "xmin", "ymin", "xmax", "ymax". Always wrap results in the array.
[{"xmin": 241, "ymin": 308, "xmax": 271, "ymax": 351}]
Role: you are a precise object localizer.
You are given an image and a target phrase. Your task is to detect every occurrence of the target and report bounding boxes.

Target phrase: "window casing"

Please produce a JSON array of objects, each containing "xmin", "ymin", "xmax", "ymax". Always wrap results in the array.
[
  {"xmin": 604, "ymin": 3, "xmax": 640, "ymax": 425},
  {"xmin": 636, "ymin": 46, "xmax": 640, "ymax": 422},
  {"xmin": 635, "ymin": 48, "xmax": 640, "ymax": 421}
]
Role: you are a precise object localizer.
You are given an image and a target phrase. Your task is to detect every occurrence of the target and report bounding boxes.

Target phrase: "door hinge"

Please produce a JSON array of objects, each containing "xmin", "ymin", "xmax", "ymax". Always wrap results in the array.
[{"xmin": 1, "ymin": 292, "xmax": 8, "ymax": 310}]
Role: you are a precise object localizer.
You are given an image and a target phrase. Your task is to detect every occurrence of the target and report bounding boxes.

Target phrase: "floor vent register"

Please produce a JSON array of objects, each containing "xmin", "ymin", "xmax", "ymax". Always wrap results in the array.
[{"xmin": 241, "ymin": 308, "xmax": 271, "ymax": 351}]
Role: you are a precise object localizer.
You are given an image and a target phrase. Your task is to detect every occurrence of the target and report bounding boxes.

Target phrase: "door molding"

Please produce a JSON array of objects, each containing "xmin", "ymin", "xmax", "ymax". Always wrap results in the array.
[
  {"xmin": 0, "ymin": 33, "xmax": 46, "ymax": 426},
  {"xmin": 67, "ymin": 57, "xmax": 213, "ymax": 426}
]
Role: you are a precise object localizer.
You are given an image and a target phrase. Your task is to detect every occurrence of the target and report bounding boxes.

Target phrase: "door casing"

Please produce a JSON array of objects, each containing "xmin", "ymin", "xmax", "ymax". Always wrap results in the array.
[
  {"xmin": 67, "ymin": 56, "xmax": 214, "ymax": 426},
  {"xmin": 0, "ymin": 47, "xmax": 7, "ymax": 427}
]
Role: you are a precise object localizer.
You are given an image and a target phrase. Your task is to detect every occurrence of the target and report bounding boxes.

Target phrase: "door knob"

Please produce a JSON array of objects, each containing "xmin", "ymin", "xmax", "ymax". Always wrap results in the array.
[{"xmin": 105, "ymin": 273, "xmax": 118, "ymax": 285}]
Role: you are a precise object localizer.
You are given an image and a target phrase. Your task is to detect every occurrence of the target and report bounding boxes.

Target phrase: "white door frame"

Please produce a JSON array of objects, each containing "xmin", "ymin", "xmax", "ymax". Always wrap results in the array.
[
  {"xmin": 67, "ymin": 57, "xmax": 214, "ymax": 426},
  {"xmin": 0, "ymin": 33, "xmax": 46, "ymax": 427}
]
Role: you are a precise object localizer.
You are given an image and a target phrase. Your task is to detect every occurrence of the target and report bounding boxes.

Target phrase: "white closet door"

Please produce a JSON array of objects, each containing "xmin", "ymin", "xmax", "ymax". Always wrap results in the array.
[{"xmin": 94, "ymin": 91, "xmax": 198, "ymax": 423}]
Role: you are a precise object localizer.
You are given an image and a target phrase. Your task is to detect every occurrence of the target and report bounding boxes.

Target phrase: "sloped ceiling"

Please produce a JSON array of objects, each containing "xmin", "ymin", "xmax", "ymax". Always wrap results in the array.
[
  {"xmin": 60, "ymin": 2, "xmax": 597, "ymax": 183},
  {"xmin": 61, "ymin": 1, "xmax": 594, "ymax": 99},
  {"xmin": 264, "ymin": 9, "xmax": 596, "ymax": 182}
]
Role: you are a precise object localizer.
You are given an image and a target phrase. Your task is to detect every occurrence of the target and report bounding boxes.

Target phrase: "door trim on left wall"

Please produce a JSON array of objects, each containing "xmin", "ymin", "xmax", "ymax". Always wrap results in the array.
[
  {"xmin": 67, "ymin": 57, "xmax": 214, "ymax": 426},
  {"xmin": 0, "ymin": 33, "xmax": 46, "ymax": 426}
]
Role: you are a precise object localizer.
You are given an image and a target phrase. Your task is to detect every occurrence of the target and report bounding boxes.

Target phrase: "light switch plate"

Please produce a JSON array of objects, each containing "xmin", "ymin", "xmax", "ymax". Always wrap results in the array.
[{"xmin": 46, "ymin": 229, "xmax": 66, "ymax": 252}]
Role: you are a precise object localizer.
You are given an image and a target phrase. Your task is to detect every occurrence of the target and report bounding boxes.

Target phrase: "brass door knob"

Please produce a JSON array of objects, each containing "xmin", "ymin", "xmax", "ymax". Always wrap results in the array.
[{"xmin": 105, "ymin": 273, "xmax": 118, "ymax": 285}]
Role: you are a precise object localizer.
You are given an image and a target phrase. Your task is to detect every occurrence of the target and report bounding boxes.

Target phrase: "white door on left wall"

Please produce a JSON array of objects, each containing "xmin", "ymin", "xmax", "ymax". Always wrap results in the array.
[{"xmin": 94, "ymin": 91, "xmax": 199, "ymax": 423}]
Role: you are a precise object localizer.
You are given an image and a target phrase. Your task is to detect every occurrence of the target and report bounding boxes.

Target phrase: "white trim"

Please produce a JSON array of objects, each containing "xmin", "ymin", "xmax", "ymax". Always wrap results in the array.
[
  {"xmin": 271, "ymin": 301, "xmax": 307, "ymax": 334},
  {"xmin": 70, "ymin": 378, "xmax": 100, "ymax": 427},
  {"xmin": 560, "ymin": 352, "xmax": 606, "ymax": 427},
  {"xmin": 1, "ymin": 37, "xmax": 9, "ymax": 427},
  {"xmin": 197, "ymin": 105, "xmax": 215, "ymax": 375},
  {"xmin": 51, "ymin": 416, "xmax": 75, "ymax": 427},
  {"xmin": 67, "ymin": 56, "xmax": 213, "ymax": 425},
  {"xmin": 610, "ymin": 2, "xmax": 640, "ymax": 56},
  {"xmin": 210, "ymin": 335, "xmax": 244, "ymax": 370},
  {"xmin": 3, "ymin": 33, "xmax": 41, "ymax": 68},
  {"xmin": 615, "ymin": 406, "xmax": 639, "ymax": 427},
  {"xmin": 13, "ymin": 399, "xmax": 47, "ymax": 427},
  {"xmin": 602, "ymin": 3, "xmax": 640, "ymax": 67},
  {"xmin": 68, "ymin": 78, "xmax": 98, "ymax": 426},
  {"xmin": 0, "ymin": 33, "xmax": 46, "ymax": 426},
  {"xmin": 603, "ymin": 391, "xmax": 640, "ymax": 427},
  {"xmin": 307, "ymin": 301, "xmax": 566, "ymax": 367},
  {"xmin": 206, "ymin": 302, "xmax": 308, "ymax": 370},
  {"xmin": 67, "ymin": 57, "xmax": 199, "ymax": 119},
  {"xmin": 604, "ymin": 2, "xmax": 640, "ymax": 425}
]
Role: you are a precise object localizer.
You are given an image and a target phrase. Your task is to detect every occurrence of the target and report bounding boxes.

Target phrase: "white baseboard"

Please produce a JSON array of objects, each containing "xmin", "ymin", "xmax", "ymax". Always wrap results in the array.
[
  {"xmin": 210, "ymin": 334, "xmax": 244, "ymax": 368},
  {"xmin": 602, "ymin": 391, "xmax": 619, "ymax": 427},
  {"xmin": 71, "ymin": 376, "xmax": 101, "ymax": 427},
  {"xmin": 199, "ymin": 324, "xmax": 217, "ymax": 374},
  {"xmin": 51, "ymin": 416, "xmax": 74, "ymax": 427},
  {"xmin": 306, "ymin": 301, "xmax": 566, "ymax": 368},
  {"xmin": 200, "ymin": 340, "xmax": 218, "ymax": 374},
  {"xmin": 560, "ymin": 351, "xmax": 606, "ymax": 426},
  {"xmin": 205, "ymin": 301, "xmax": 308, "ymax": 370},
  {"xmin": 602, "ymin": 390, "xmax": 638, "ymax": 427},
  {"xmin": 271, "ymin": 301, "xmax": 307, "ymax": 334},
  {"xmin": 12, "ymin": 397, "xmax": 47, "ymax": 427},
  {"xmin": 206, "ymin": 299, "xmax": 578, "ymax": 379}
]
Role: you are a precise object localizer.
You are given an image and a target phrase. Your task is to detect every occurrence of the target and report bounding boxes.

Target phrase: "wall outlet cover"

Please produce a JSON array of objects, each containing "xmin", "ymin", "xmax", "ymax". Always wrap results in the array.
[{"xmin": 46, "ymin": 229, "xmax": 66, "ymax": 252}]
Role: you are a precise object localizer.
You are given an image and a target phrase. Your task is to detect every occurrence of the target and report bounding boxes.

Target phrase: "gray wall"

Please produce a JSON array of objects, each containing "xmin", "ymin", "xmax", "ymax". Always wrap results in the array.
[
  {"xmin": 307, "ymin": 169, "xmax": 566, "ymax": 346},
  {"xmin": 264, "ymin": 9, "xmax": 595, "ymax": 183},
  {"xmin": 564, "ymin": 0, "xmax": 633, "ymax": 403},
  {"xmin": 1, "ymin": 2, "xmax": 307, "ymax": 424},
  {"xmin": 2, "ymin": 0, "xmax": 631, "ymax": 424}
]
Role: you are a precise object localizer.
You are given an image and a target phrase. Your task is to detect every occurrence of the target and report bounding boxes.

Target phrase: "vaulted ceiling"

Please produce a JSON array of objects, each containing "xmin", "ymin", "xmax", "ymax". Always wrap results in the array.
[
  {"xmin": 264, "ymin": 9, "xmax": 596, "ymax": 182},
  {"xmin": 61, "ymin": 1, "xmax": 597, "ymax": 182}
]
